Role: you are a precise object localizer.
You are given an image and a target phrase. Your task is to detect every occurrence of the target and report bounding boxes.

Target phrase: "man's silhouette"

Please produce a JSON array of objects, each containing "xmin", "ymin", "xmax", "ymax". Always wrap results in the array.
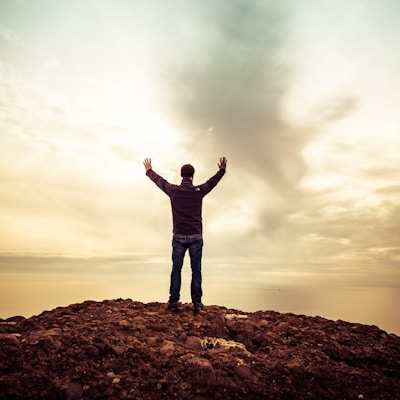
[{"xmin": 143, "ymin": 157, "xmax": 227, "ymax": 312}]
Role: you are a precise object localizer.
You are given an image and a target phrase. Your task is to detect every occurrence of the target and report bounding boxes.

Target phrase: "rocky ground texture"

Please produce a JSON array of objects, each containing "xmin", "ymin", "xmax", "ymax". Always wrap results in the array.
[{"xmin": 0, "ymin": 299, "xmax": 399, "ymax": 399}]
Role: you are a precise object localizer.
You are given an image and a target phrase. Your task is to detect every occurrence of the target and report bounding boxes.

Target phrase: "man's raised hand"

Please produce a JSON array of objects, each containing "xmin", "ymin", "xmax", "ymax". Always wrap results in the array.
[
  {"xmin": 218, "ymin": 156, "xmax": 227, "ymax": 170},
  {"xmin": 143, "ymin": 158, "xmax": 152, "ymax": 171}
]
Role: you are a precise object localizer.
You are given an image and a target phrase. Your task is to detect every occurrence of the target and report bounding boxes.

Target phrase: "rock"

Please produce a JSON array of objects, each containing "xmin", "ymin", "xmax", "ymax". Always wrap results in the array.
[
  {"xmin": 0, "ymin": 333, "xmax": 21, "ymax": 345},
  {"xmin": 185, "ymin": 335, "xmax": 203, "ymax": 350},
  {"xmin": 85, "ymin": 345, "xmax": 100, "ymax": 357},
  {"xmin": 159, "ymin": 341, "xmax": 175, "ymax": 356},
  {"xmin": 183, "ymin": 354, "xmax": 217, "ymax": 385},
  {"xmin": 225, "ymin": 313, "xmax": 248, "ymax": 321},
  {"xmin": 44, "ymin": 328, "xmax": 62, "ymax": 336},
  {"xmin": 0, "ymin": 299, "xmax": 399, "ymax": 399},
  {"xmin": 235, "ymin": 364, "xmax": 252, "ymax": 380},
  {"xmin": 118, "ymin": 320, "xmax": 131, "ymax": 329},
  {"xmin": 0, "ymin": 333, "xmax": 23, "ymax": 372},
  {"xmin": 65, "ymin": 381, "xmax": 83, "ymax": 400}
]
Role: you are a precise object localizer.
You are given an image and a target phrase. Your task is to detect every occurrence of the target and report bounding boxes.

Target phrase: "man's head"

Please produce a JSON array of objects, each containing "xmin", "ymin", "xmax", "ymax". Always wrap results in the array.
[{"xmin": 181, "ymin": 164, "xmax": 195, "ymax": 178}]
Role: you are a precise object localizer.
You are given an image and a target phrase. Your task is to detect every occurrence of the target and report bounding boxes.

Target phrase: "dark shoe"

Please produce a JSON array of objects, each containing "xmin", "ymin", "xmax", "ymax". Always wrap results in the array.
[
  {"xmin": 167, "ymin": 301, "xmax": 179, "ymax": 312},
  {"xmin": 193, "ymin": 302, "xmax": 204, "ymax": 312}
]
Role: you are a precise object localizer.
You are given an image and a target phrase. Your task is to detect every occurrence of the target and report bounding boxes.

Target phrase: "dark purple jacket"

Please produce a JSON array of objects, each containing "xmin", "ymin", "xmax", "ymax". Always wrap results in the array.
[{"xmin": 146, "ymin": 168, "xmax": 226, "ymax": 234}]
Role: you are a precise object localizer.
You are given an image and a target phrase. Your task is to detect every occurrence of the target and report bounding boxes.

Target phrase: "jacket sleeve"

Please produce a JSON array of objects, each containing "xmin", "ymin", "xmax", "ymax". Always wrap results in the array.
[
  {"xmin": 146, "ymin": 169, "xmax": 174, "ymax": 196},
  {"xmin": 198, "ymin": 169, "xmax": 226, "ymax": 196}
]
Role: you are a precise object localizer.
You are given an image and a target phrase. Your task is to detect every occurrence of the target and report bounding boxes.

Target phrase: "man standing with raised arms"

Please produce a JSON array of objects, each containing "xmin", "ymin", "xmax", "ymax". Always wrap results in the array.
[{"xmin": 143, "ymin": 157, "xmax": 227, "ymax": 312}]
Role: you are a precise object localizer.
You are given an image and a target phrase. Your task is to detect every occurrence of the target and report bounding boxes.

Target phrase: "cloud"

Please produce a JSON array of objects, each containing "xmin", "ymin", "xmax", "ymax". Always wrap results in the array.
[
  {"xmin": 154, "ymin": 1, "xmax": 372, "ymax": 264},
  {"xmin": 0, "ymin": 0, "xmax": 398, "ymax": 275},
  {"xmin": 0, "ymin": 24, "xmax": 21, "ymax": 43},
  {"xmin": 44, "ymin": 58, "xmax": 60, "ymax": 69},
  {"xmin": 164, "ymin": 1, "xmax": 310, "ymax": 192},
  {"xmin": 313, "ymin": 96, "xmax": 359, "ymax": 123},
  {"xmin": 0, "ymin": 60, "xmax": 162, "ymax": 254}
]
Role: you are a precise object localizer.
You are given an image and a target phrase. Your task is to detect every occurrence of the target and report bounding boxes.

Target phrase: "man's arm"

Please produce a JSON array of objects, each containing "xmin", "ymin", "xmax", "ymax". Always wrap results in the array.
[{"xmin": 143, "ymin": 157, "xmax": 174, "ymax": 196}]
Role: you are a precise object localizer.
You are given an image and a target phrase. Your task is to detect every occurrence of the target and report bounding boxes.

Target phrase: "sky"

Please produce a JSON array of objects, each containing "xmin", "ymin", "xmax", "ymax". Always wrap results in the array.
[{"xmin": 1, "ymin": 1, "xmax": 399, "ymax": 332}]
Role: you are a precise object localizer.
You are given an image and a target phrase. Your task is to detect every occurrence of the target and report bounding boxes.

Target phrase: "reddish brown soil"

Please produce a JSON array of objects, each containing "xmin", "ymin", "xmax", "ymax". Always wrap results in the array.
[{"xmin": 1, "ymin": 299, "xmax": 399, "ymax": 399}]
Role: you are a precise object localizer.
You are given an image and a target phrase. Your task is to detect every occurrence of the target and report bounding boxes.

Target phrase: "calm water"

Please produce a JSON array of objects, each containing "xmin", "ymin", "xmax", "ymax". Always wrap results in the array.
[{"xmin": 1, "ymin": 262, "xmax": 399, "ymax": 335}]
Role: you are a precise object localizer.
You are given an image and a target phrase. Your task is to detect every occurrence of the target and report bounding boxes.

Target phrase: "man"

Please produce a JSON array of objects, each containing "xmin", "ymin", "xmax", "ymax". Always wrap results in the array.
[{"xmin": 143, "ymin": 156, "xmax": 227, "ymax": 312}]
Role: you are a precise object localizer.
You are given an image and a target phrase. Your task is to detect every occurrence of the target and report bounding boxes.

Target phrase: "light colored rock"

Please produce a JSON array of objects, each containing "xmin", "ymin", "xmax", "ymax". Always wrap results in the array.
[
  {"xmin": 225, "ymin": 314, "xmax": 248, "ymax": 321},
  {"xmin": 201, "ymin": 337, "xmax": 250, "ymax": 355}
]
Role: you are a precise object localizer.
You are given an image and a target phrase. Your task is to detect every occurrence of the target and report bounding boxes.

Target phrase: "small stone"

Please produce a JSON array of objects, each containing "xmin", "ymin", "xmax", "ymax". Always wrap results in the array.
[
  {"xmin": 65, "ymin": 381, "xmax": 83, "ymax": 400},
  {"xmin": 119, "ymin": 320, "xmax": 130, "ymax": 328},
  {"xmin": 85, "ymin": 345, "xmax": 100, "ymax": 357},
  {"xmin": 185, "ymin": 336, "xmax": 202, "ymax": 350},
  {"xmin": 43, "ymin": 335, "xmax": 55, "ymax": 350},
  {"xmin": 185, "ymin": 356, "xmax": 216, "ymax": 385},
  {"xmin": 225, "ymin": 314, "xmax": 248, "ymax": 321},
  {"xmin": 235, "ymin": 364, "xmax": 252, "ymax": 380},
  {"xmin": 160, "ymin": 341, "xmax": 175, "ymax": 355},
  {"xmin": 44, "ymin": 328, "xmax": 62, "ymax": 336},
  {"xmin": 37, "ymin": 349, "xmax": 48, "ymax": 361}
]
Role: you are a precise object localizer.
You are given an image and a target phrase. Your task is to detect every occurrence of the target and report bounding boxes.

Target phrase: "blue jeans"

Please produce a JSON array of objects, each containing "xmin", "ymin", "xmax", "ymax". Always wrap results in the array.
[{"xmin": 169, "ymin": 233, "xmax": 203, "ymax": 303}]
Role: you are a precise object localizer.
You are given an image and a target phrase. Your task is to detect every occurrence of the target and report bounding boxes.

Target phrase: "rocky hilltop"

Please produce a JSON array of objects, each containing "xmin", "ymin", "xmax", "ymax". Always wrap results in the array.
[{"xmin": 1, "ymin": 299, "xmax": 399, "ymax": 399}]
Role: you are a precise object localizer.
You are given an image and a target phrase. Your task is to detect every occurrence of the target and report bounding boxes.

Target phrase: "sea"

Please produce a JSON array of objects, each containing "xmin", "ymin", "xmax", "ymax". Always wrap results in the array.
[{"xmin": 1, "ymin": 260, "xmax": 399, "ymax": 335}]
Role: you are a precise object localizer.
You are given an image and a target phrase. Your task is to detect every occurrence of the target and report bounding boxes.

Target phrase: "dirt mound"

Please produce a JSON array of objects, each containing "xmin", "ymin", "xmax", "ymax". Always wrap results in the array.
[{"xmin": 1, "ymin": 299, "xmax": 399, "ymax": 399}]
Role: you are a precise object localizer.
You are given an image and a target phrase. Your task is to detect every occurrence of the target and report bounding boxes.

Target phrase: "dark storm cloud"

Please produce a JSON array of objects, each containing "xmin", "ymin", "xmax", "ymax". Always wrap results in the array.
[{"xmin": 167, "ymin": 1, "xmax": 308, "ymax": 191}]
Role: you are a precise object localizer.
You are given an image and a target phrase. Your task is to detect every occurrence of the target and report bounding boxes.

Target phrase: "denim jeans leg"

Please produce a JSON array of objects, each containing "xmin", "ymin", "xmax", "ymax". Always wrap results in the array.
[
  {"xmin": 169, "ymin": 236, "xmax": 186, "ymax": 302},
  {"xmin": 189, "ymin": 236, "xmax": 203, "ymax": 303}
]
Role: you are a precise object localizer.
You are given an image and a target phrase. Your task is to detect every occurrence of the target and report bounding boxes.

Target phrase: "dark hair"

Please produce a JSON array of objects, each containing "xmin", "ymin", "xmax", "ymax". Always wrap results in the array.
[{"xmin": 181, "ymin": 164, "xmax": 195, "ymax": 178}]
